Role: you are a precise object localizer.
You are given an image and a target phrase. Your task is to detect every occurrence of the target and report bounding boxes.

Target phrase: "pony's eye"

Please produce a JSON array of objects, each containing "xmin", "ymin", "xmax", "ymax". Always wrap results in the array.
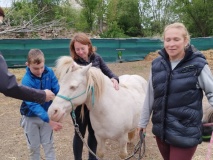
[{"xmin": 65, "ymin": 68, "xmax": 70, "ymax": 73}]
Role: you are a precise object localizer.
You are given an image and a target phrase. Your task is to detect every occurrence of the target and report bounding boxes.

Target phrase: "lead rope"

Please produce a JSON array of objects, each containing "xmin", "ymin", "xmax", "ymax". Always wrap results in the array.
[
  {"xmin": 71, "ymin": 110, "xmax": 101, "ymax": 160},
  {"xmin": 57, "ymin": 87, "xmax": 101, "ymax": 159},
  {"xmin": 124, "ymin": 130, "xmax": 146, "ymax": 160}
]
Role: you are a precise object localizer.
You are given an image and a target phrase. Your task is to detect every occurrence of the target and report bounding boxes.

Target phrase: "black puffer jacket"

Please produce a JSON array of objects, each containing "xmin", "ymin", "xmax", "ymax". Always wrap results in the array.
[
  {"xmin": 151, "ymin": 45, "xmax": 207, "ymax": 148},
  {"xmin": 75, "ymin": 53, "xmax": 119, "ymax": 82}
]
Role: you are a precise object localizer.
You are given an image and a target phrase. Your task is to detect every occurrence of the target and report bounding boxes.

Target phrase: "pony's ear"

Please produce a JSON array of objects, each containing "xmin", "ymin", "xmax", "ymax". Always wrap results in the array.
[
  {"xmin": 81, "ymin": 63, "xmax": 92, "ymax": 75},
  {"xmin": 71, "ymin": 62, "xmax": 81, "ymax": 71},
  {"xmin": 55, "ymin": 56, "xmax": 80, "ymax": 80},
  {"xmin": 88, "ymin": 63, "xmax": 92, "ymax": 67}
]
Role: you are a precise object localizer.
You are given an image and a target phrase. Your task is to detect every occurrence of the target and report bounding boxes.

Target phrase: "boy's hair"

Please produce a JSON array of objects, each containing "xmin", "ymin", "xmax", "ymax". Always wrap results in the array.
[
  {"xmin": 0, "ymin": 7, "xmax": 5, "ymax": 17},
  {"xmin": 27, "ymin": 49, "xmax": 45, "ymax": 64}
]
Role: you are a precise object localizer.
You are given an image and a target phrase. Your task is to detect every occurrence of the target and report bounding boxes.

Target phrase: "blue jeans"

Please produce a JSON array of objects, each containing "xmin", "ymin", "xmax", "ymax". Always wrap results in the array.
[{"xmin": 71, "ymin": 105, "xmax": 97, "ymax": 160}]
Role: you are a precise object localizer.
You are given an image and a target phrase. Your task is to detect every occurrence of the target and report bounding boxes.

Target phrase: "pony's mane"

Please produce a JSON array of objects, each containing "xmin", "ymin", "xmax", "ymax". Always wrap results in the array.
[
  {"xmin": 55, "ymin": 56, "xmax": 80, "ymax": 80},
  {"xmin": 86, "ymin": 67, "xmax": 105, "ymax": 101}
]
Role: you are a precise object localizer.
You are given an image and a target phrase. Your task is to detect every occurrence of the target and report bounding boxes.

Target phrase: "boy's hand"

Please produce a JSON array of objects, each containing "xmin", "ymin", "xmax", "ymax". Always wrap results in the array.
[{"xmin": 49, "ymin": 120, "xmax": 63, "ymax": 131}]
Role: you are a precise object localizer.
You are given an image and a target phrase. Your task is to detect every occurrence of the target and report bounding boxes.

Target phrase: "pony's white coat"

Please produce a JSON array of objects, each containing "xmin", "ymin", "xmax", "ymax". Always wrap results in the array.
[{"xmin": 48, "ymin": 56, "xmax": 147, "ymax": 159}]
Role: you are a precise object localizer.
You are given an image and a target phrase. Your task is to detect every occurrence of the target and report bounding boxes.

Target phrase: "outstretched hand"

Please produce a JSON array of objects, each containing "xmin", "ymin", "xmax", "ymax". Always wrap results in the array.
[
  {"xmin": 44, "ymin": 89, "xmax": 55, "ymax": 102},
  {"xmin": 49, "ymin": 120, "xmax": 63, "ymax": 131}
]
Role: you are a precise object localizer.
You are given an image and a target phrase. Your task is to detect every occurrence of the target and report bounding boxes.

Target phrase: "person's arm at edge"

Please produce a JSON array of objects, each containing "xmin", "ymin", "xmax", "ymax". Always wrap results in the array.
[
  {"xmin": 198, "ymin": 64, "xmax": 213, "ymax": 106},
  {"xmin": 138, "ymin": 72, "xmax": 154, "ymax": 134},
  {"xmin": 0, "ymin": 54, "xmax": 47, "ymax": 103}
]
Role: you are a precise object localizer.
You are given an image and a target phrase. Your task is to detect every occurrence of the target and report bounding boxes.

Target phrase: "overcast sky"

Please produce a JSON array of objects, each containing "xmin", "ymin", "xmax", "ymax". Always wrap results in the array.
[{"xmin": 0, "ymin": 0, "xmax": 12, "ymax": 8}]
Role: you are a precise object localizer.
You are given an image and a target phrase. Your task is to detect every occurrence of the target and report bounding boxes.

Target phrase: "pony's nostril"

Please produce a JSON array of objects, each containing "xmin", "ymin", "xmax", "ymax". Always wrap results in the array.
[{"xmin": 54, "ymin": 109, "xmax": 58, "ymax": 115}]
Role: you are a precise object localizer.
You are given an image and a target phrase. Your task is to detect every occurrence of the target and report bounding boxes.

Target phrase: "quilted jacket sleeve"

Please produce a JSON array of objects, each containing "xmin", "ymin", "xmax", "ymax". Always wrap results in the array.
[{"xmin": 0, "ymin": 54, "xmax": 46, "ymax": 103}]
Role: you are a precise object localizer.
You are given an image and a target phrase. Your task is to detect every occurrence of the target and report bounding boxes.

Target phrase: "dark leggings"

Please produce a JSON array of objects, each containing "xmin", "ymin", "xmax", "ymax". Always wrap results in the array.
[
  {"xmin": 156, "ymin": 136, "xmax": 197, "ymax": 160},
  {"xmin": 71, "ymin": 105, "xmax": 97, "ymax": 160}
]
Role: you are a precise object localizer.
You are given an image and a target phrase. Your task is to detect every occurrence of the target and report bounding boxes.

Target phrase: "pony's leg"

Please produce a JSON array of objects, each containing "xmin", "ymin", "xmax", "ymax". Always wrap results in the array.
[
  {"xmin": 96, "ymin": 136, "xmax": 105, "ymax": 159},
  {"xmin": 118, "ymin": 134, "xmax": 128, "ymax": 159}
]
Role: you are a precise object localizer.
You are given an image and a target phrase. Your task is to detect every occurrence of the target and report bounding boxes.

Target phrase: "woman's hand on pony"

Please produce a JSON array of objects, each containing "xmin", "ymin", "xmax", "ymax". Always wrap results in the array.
[{"xmin": 111, "ymin": 78, "xmax": 119, "ymax": 90}]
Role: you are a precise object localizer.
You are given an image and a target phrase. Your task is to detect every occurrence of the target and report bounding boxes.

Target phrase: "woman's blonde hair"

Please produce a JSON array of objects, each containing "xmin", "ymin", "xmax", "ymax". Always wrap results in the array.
[
  {"xmin": 69, "ymin": 32, "xmax": 96, "ymax": 60},
  {"xmin": 163, "ymin": 22, "xmax": 190, "ymax": 44}
]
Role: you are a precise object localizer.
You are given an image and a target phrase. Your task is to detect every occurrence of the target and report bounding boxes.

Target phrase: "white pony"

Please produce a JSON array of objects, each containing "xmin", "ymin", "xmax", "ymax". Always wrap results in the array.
[{"xmin": 48, "ymin": 56, "xmax": 147, "ymax": 159}]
